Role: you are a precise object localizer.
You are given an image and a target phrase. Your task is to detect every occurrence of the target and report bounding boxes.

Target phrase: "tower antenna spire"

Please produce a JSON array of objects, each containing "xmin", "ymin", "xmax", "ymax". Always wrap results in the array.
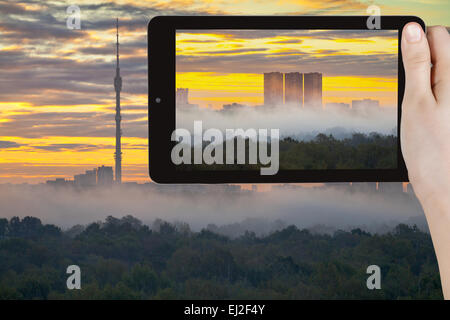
[
  {"xmin": 114, "ymin": 17, "xmax": 122, "ymax": 184},
  {"xmin": 116, "ymin": 18, "xmax": 119, "ymax": 67}
]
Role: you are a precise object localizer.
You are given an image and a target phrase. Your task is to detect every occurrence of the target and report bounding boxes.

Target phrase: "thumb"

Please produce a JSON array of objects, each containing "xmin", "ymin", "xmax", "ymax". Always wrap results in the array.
[{"xmin": 401, "ymin": 22, "xmax": 433, "ymax": 100}]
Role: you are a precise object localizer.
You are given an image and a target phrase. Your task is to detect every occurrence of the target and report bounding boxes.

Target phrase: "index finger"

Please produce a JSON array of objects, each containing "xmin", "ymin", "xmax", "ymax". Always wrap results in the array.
[{"xmin": 427, "ymin": 26, "xmax": 450, "ymax": 103}]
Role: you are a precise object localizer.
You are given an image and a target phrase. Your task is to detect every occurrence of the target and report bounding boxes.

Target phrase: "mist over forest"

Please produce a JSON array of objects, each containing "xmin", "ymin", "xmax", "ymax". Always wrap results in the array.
[
  {"xmin": 0, "ymin": 183, "xmax": 426, "ymax": 237},
  {"xmin": 176, "ymin": 103, "xmax": 397, "ymax": 141}
]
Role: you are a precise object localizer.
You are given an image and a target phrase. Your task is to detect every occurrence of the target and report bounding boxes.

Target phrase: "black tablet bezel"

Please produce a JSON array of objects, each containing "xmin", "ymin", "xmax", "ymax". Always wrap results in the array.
[{"xmin": 148, "ymin": 15, "xmax": 424, "ymax": 183}]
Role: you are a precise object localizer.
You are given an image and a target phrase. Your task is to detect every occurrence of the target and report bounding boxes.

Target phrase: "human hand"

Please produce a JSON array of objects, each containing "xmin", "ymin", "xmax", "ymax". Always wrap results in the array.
[
  {"xmin": 400, "ymin": 23, "xmax": 450, "ymax": 208},
  {"xmin": 400, "ymin": 22, "xmax": 450, "ymax": 299}
]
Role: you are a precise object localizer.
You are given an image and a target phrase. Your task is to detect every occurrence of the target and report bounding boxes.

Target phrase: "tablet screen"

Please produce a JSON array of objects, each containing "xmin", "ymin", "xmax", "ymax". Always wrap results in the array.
[{"xmin": 174, "ymin": 29, "xmax": 398, "ymax": 173}]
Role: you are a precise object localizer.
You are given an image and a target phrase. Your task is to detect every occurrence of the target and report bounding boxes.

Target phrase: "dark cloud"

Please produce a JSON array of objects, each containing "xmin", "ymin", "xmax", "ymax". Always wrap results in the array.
[
  {"xmin": 32, "ymin": 143, "xmax": 114, "ymax": 152},
  {"xmin": 79, "ymin": 46, "xmax": 115, "ymax": 56},
  {"xmin": 313, "ymin": 49, "xmax": 348, "ymax": 54},
  {"xmin": 79, "ymin": 43, "xmax": 145, "ymax": 56},
  {"xmin": 0, "ymin": 111, "xmax": 147, "ymax": 139},
  {"xmin": 0, "ymin": 21, "xmax": 87, "ymax": 43},
  {"xmin": 0, "ymin": 140, "xmax": 22, "ymax": 148},
  {"xmin": 268, "ymin": 39, "xmax": 304, "ymax": 44},
  {"xmin": 176, "ymin": 52, "xmax": 398, "ymax": 77},
  {"xmin": 122, "ymin": 143, "xmax": 147, "ymax": 150},
  {"xmin": 197, "ymin": 48, "xmax": 268, "ymax": 54},
  {"xmin": 105, "ymin": 105, "xmax": 148, "ymax": 111},
  {"xmin": 179, "ymin": 29, "xmax": 398, "ymax": 40},
  {"xmin": 0, "ymin": 2, "xmax": 29, "ymax": 14},
  {"xmin": 0, "ymin": 0, "xmax": 215, "ymax": 109},
  {"xmin": 178, "ymin": 39, "xmax": 221, "ymax": 43},
  {"xmin": 0, "ymin": 0, "xmax": 211, "ymax": 43},
  {"xmin": 0, "ymin": 48, "xmax": 147, "ymax": 105},
  {"xmin": 271, "ymin": 50, "xmax": 306, "ymax": 55},
  {"xmin": 176, "ymin": 29, "xmax": 397, "ymax": 77}
]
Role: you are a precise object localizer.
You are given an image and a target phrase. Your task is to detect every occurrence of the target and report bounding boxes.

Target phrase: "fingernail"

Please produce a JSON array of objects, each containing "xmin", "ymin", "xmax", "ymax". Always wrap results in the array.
[{"xmin": 405, "ymin": 24, "xmax": 422, "ymax": 43}]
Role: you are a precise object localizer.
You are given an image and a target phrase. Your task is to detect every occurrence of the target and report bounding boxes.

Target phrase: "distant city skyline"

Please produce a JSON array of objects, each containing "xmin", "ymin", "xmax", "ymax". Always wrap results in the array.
[
  {"xmin": 177, "ymin": 71, "xmax": 382, "ymax": 111},
  {"xmin": 176, "ymin": 29, "xmax": 398, "ymax": 110},
  {"xmin": 176, "ymin": 70, "xmax": 395, "ymax": 110},
  {"xmin": 177, "ymin": 83, "xmax": 381, "ymax": 113},
  {"xmin": 46, "ymin": 165, "xmax": 114, "ymax": 188}
]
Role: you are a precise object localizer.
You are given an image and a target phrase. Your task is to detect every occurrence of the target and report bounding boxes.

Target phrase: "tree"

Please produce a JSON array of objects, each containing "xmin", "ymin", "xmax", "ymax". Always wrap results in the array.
[
  {"xmin": 124, "ymin": 264, "xmax": 158, "ymax": 294},
  {"xmin": 0, "ymin": 218, "xmax": 8, "ymax": 239}
]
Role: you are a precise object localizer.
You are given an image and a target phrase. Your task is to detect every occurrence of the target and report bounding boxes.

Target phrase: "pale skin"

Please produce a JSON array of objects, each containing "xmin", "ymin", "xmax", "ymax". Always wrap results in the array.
[{"xmin": 400, "ymin": 23, "xmax": 450, "ymax": 299}]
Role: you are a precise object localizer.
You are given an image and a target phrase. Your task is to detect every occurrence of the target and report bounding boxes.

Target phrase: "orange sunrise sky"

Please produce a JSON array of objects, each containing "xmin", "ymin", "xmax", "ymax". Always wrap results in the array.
[
  {"xmin": 0, "ymin": 0, "xmax": 448, "ymax": 184},
  {"xmin": 176, "ymin": 29, "xmax": 398, "ymax": 109}
]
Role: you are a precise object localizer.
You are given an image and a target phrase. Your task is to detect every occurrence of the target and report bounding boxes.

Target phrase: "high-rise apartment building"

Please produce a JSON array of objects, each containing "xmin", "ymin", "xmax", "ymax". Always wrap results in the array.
[
  {"xmin": 176, "ymin": 88, "xmax": 189, "ymax": 105},
  {"xmin": 97, "ymin": 165, "xmax": 114, "ymax": 186},
  {"xmin": 264, "ymin": 72, "xmax": 283, "ymax": 106},
  {"xmin": 304, "ymin": 72, "xmax": 322, "ymax": 108},
  {"xmin": 74, "ymin": 169, "xmax": 97, "ymax": 187},
  {"xmin": 284, "ymin": 72, "xmax": 303, "ymax": 107}
]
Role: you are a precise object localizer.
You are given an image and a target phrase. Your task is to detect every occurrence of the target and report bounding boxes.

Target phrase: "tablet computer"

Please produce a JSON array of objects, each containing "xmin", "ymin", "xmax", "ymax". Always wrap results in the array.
[{"xmin": 148, "ymin": 16, "xmax": 424, "ymax": 183}]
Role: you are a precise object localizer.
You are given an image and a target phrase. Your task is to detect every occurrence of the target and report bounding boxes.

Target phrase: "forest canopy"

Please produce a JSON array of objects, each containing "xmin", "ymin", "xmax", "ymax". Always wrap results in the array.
[{"xmin": 0, "ymin": 215, "xmax": 441, "ymax": 300}]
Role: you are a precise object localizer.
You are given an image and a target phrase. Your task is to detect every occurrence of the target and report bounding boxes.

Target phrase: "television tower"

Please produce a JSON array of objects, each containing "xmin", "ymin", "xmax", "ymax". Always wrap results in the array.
[{"xmin": 114, "ymin": 18, "xmax": 122, "ymax": 184}]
